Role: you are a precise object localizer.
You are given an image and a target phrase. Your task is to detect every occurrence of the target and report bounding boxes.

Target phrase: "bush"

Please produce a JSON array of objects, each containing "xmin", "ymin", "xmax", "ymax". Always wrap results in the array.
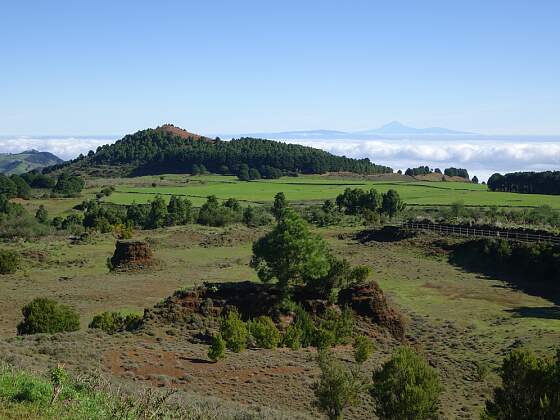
[
  {"xmin": 52, "ymin": 173, "xmax": 85, "ymax": 197},
  {"xmin": 349, "ymin": 265, "xmax": 371, "ymax": 286},
  {"xmin": 243, "ymin": 205, "xmax": 273, "ymax": 227},
  {"xmin": 219, "ymin": 309, "xmax": 248, "ymax": 353},
  {"xmin": 35, "ymin": 205, "xmax": 49, "ymax": 224},
  {"xmin": 10, "ymin": 175, "xmax": 31, "ymax": 199},
  {"xmin": 319, "ymin": 306, "xmax": 354, "ymax": 345},
  {"xmin": 313, "ymin": 328, "xmax": 336, "ymax": 350},
  {"xmin": 208, "ymin": 333, "xmax": 226, "ymax": 362},
  {"xmin": 371, "ymin": 347, "xmax": 442, "ymax": 420},
  {"xmin": 482, "ymin": 349, "xmax": 560, "ymax": 419},
  {"xmin": 88, "ymin": 311, "xmax": 141, "ymax": 334},
  {"xmin": 0, "ymin": 249, "xmax": 19, "ymax": 274},
  {"xmin": 314, "ymin": 350, "xmax": 363, "ymax": 420},
  {"xmin": 353, "ymin": 335, "xmax": 374, "ymax": 364},
  {"xmin": 248, "ymin": 316, "xmax": 281, "ymax": 349},
  {"xmin": 0, "ymin": 204, "xmax": 50, "ymax": 239},
  {"xmin": 0, "ymin": 175, "xmax": 18, "ymax": 198},
  {"xmin": 293, "ymin": 304, "xmax": 317, "ymax": 348},
  {"xmin": 282, "ymin": 324, "xmax": 302, "ymax": 350},
  {"xmin": 17, "ymin": 298, "xmax": 80, "ymax": 335},
  {"xmin": 197, "ymin": 196, "xmax": 242, "ymax": 227}
]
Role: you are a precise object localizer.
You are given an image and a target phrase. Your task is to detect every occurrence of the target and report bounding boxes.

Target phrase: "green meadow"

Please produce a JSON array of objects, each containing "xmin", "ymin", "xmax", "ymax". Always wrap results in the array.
[{"xmin": 101, "ymin": 174, "xmax": 560, "ymax": 209}]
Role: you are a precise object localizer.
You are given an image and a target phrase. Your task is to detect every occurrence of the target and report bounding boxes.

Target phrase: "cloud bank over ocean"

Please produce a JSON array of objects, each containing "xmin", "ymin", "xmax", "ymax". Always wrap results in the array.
[
  {"xmin": 286, "ymin": 138, "xmax": 560, "ymax": 181},
  {"xmin": 0, "ymin": 136, "xmax": 558, "ymax": 181},
  {"xmin": 0, "ymin": 136, "xmax": 116, "ymax": 161}
]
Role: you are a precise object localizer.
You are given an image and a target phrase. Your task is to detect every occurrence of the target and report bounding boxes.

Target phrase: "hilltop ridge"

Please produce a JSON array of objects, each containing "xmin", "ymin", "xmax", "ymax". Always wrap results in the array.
[{"xmin": 42, "ymin": 124, "xmax": 392, "ymax": 177}]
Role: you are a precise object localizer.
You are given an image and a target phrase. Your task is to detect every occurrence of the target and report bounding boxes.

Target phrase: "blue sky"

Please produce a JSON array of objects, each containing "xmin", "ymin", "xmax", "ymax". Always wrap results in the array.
[{"xmin": 1, "ymin": 0, "xmax": 559, "ymax": 135}]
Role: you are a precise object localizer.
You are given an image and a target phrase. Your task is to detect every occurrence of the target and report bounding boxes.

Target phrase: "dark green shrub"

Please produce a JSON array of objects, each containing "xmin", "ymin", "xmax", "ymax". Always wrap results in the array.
[
  {"xmin": 208, "ymin": 333, "xmax": 226, "ymax": 362},
  {"xmin": 349, "ymin": 265, "xmax": 371, "ymax": 286},
  {"xmin": 313, "ymin": 328, "xmax": 336, "ymax": 350},
  {"xmin": 219, "ymin": 309, "xmax": 248, "ymax": 353},
  {"xmin": 52, "ymin": 173, "xmax": 85, "ymax": 197},
  {"xmin": 10, "ymin": 175, "xmax": 31, "ymax": 199},
  {"xmin": 0, "ymin": 175, "xmax": 18, "ymax": 198},
  {"xmin": 145, "ymin": 195, "xmax": 168, "ymax": 229},
  {"xmin": 0, "ymin": 249, "xmax": 19, "ymax": 274},
  {"xmin": 197, "ymin": 195, "xmax": 242, "ymax": 227},
  {"xmin": 319, "ymin": 306, "xmax": 354, "ymax": 345},
  {"xmin": 35, "ymin": 205, "xmax": 49, "ymax": 224},
  {"xmin": 293, "ymin": 304, "xmax": 317, "ymax": 348},
  {"xmin": 0, "ymin": 202, "xmax": 50, "ymax": 239},
  {"xmin": 315, "ymin": 349, "xmax": 363, "ymax": 420},
  {"xmin": 243, "ymin": 205, "xmax": 273, "ymax": 227},
  {"xmin": 482, "ymin": 349, "xmax": 560, "ymax": 419},
  {"xmin": 167, "ymin": 195, "xmax": 193, "ymax": 225},
  {"xmin": 371, "ymin": 347, "xmax": 442, "ymax": 420},
  {"xmin": 248, "ymin": 316, "xmax": 281, "ymax": 349},
  {"xmin": 353, "ymin": 335, "xmax": 374, "ymax": 364},
  {"xmin": 282, "ymin": 324, "xmax": 302, "ymax": 350},
  {"xmin": 88, "ymin": 311, "xmax": 141, "ymax": 334},
  {"xmin": 17, "ymin": 298, "xmax": 80, "ymax": 335}
]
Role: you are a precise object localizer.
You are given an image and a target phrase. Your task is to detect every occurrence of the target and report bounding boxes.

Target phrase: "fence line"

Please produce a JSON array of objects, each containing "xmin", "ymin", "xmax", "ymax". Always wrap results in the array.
[{"xmin": 399, "ymin": 221, "xmax": 560, "ymax": 245}]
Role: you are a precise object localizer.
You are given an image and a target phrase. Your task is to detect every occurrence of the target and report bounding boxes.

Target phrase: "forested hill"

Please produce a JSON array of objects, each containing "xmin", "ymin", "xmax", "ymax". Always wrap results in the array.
[
  {"xmin": 44, "ymin": 125, "xmax": 392, "ymax": 177},
  {"xmin": 488, "ymin": 171, "xmax": 560, "ymax": 195}
]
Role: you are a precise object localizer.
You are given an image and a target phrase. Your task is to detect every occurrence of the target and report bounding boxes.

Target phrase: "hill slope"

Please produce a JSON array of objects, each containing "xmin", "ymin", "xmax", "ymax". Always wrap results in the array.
[
  {"xmin": 0, "ymin": 150, "xmax": 63, "ymax": 175},
  {"xmin": 45, "ymin": 125, "xmax": 392, "ymax": 177}
]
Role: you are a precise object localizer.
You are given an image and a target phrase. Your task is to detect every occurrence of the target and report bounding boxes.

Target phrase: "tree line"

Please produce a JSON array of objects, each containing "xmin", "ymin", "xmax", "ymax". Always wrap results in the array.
[
  {"xmin": 488, "ymin": 171, "xmax": 560, "ymax": 195},
  {"xmin": 45, "ymin": 128, "xmax": 393, "ymax": 176},
  {"xmin": 403, "ymin": 165, "xmax": 471, "ymax": 180},
  {"xmin": 0, "ymin": 171, "xmax": 84, "ymax": 199}
]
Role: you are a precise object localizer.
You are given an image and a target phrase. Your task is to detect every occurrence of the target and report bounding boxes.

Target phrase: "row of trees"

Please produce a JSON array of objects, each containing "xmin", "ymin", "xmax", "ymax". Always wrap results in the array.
[
  {"xmin": 335, "ymin": 188, "xmax": 405, "ymax": 218},
  {"xmin": 0, "ymin": 172, "xmax": 84, "ymax": 199},
  {"xmin": 237, "ymin": 163, "xmax": 283, "ymax": 181},
  {"xmin": 488, "ymin": 171, "xmax": 560, "ymax": 195},
  {"xmin": 403, "ymin": 166, "xmax": 470, "ymax": 180},
  {"xmin": 57, "ymin": 128, "xmax": 392, "ymax": 175},
  {"xmin": 443, "ymin": 167, "xmax": 469, "ymax": 179}
]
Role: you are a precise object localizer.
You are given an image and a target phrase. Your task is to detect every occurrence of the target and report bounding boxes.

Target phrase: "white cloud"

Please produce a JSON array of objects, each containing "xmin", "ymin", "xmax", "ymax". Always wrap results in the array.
[
  {"xmin": 285, "ymin": 138, "xmax": 560, "ymax": 181},
  {"xmin": 0, "ymin": 136, "xmax": 117, "ymax": 160}
]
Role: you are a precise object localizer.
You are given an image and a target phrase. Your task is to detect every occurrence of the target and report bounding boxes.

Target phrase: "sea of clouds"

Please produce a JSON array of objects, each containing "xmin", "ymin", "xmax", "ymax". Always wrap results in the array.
[
  {"xmin": 0, "ymin": 136, "xmax": 559, "ymax": 181},
  {"xmin": 286, "ymin": 138, "xmax": 560, "ymax": 181}
]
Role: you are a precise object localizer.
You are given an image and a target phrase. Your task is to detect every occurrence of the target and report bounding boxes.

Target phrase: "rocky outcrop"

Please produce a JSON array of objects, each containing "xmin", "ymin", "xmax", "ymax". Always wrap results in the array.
[
  {"xmin": 141, "ymin": 280, "xmax": 405, "ymax": 340},
  {"xmin": 110, "ymin": 240, "xmax": 154, "ymax": 271},
  {"xmin": 338, "ymin": 282, "xmax": 406, "ymax": 341},
  {"xmin": 146, "ymin": 282, "xmax": 283, "ymax": 324}
]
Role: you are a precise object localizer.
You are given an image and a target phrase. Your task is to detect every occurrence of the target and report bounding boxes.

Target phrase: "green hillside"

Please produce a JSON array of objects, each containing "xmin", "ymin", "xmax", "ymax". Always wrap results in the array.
[
  {"xmin": 44, "ymin": 124, "xmax": 392, "ymax": 177},
  {"xmin": 0, "ymin": 150, "xmax": 63, "ymax": 175}
]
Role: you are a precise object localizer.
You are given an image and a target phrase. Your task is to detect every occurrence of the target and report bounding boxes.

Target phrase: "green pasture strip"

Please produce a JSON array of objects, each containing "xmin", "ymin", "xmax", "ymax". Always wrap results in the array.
[{"xmin": 103, "ymin": 175, "xmax": 560, "ymax": 209}]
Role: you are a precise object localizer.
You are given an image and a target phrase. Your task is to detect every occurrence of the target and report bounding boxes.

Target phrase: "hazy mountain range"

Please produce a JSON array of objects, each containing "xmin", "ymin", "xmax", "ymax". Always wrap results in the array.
[{"xmin": 216, "ymin": 121, "xmax": 476, "ymax": 140}]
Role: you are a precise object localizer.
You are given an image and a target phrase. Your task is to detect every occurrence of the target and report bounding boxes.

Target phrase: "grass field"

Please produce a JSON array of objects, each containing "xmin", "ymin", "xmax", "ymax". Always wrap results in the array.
[
  {"xmin": 1, "ymin": 223, "xmax": 559, "ymax": 418},
  {"xmin": 99, "ymin": 174, "xmax": 560, "ymax": 209}
]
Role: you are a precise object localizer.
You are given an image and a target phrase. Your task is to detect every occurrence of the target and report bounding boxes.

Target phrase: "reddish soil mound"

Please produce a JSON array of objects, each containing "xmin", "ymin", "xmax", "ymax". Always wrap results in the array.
[
  {"xmin": 142, "ymin": 281, "xmax": 405, "ymax": 340},
  {"xmin": 145, "ymin": 282, "xmax": 283, "ymax": 325},
  {"xmin": 154, "ymin": 124, "xmax": 213, "ymax": 143},
  {"xmin": 338, "ymin": 282, "xmax": 406, "ymax": 341},
  {"xmin": 110, "ymin": 240, "xmax": 155, "ymax": 271}
]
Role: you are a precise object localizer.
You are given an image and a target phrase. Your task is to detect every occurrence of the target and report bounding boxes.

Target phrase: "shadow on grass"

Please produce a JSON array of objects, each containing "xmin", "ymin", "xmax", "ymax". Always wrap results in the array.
[
  {"xmin": 354, "ymin": 226, "xmax": 417, "ymax": 243},
  {"xmin": 186, "ymin": 357, "xmax": 214, "ymax": 364},
  {"xmin": 447, "ymin": 243, "xmax": 560, "ymax": 306},
  {"xmin": 506, "ymin": 306, "xmax": 560, "ymax": 320}
]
